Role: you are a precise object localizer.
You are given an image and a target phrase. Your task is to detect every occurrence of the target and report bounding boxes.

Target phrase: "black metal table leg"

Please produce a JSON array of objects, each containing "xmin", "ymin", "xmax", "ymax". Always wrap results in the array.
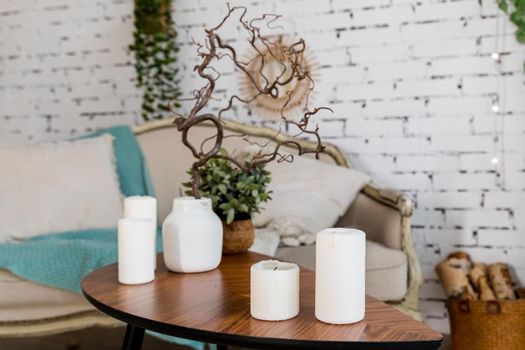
[
  {"xmin": 216, "ymin": 345, "xmax": 228, "ymax": 350},
  {"xmin": 122, "ymin": 324, "xmax": 145, "ymax": 350}
]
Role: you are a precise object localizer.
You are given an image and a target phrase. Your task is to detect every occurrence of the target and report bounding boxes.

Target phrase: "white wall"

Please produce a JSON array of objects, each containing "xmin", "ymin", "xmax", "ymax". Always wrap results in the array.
[
  {"xmin": 1, "ymin": 0, "xmax": 525, "ymax": 333},
  {"xmin": 0, "ymin": 0, "xmax": 141, "ymax": 141}
]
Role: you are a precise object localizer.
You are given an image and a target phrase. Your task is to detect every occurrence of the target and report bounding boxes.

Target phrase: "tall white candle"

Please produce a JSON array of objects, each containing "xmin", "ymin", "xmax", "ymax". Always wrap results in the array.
[
  {"xmin": 118, "ymin": 218, "xmax": 155, "ymax": 285},
  {"xmin": 123, "ymin": 196, "xmax": 157, "ymax": 269},
  {"xmin": 315, "ymin": 228, "xmax": 366, "ymax": 324},
  {"xmin": 250, "ymin": 260, "xmax": 300, "ymax": 321}
]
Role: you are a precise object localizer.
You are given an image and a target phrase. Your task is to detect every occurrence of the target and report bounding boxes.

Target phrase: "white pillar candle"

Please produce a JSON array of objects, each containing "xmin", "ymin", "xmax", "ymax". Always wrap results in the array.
[
  {"xmin": 315, "ymin": 228, "xmax": 366, "ymax": 324},
  {"xmin": 123, "ymin": 196, "xmax": 157, "ymax": 269},
  {"xmin": 250, "ymin": 260, "xmax": 300, "ymax": 321},
  {"xmin": 118, "ymin": 218, "xmax": 155, "ymax": 285}
]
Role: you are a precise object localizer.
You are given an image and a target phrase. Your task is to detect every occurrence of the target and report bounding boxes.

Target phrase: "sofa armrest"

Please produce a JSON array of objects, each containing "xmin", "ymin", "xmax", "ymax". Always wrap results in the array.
[
  {"xmin": 359, "ymin": 183, "xmax": 421, "ymax": 316},
  {"xmin": 361, "ymin": 183, "xmax": 413, "ymax": 218}
]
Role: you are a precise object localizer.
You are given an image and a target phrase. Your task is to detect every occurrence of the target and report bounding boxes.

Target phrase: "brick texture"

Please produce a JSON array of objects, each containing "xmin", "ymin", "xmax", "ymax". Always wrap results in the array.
[{"xmin": 1, "ymin": 0, "xmax": 525, "ymax": 333}]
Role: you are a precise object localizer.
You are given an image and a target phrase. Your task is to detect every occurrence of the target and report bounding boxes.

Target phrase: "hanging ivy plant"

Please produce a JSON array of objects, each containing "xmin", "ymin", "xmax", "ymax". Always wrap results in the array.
[
  {"xmin": 497, "ymin": 0, "xmax": 525, "ymax": 70},
  {"xmin": 130, "ymin": 0, "xmax": 181, "ymax": 120}
]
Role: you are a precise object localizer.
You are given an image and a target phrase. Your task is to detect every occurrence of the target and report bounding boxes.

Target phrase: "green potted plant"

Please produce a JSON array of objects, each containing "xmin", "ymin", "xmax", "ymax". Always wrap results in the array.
[{"xmin": 183, "ymin": 150, "xmax": 272, "ymax": 254}]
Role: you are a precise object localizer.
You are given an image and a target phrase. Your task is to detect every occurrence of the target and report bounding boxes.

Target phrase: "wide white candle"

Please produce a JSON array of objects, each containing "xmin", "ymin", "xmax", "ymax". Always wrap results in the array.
[
  {"xmin": 124, "ymin": 196, "xmax": 157, "ymax": 269},
  {"xmin": 315, "ymin": 228, "xmax": 366, "ymax": 324},
  {"xmin": 118, "ymin": 218, "xmax": 155, "ymax": 285},
  {"xmin": 250, "ymin": 260, "xmax": 300, "ymax": 321}
]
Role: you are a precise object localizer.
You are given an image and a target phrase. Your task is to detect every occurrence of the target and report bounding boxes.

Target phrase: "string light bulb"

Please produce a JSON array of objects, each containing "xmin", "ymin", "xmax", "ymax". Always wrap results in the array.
[
  {"xmin": 491, "ymin": 103, "xmax": 500, "ymax": 113},
  {"xmin": 491, "ymin": 52, "xmax": 500, "ymax": 61},
  {"xmin": 491, "ymin": 157, "xmax": 499, "ymax": 165}
]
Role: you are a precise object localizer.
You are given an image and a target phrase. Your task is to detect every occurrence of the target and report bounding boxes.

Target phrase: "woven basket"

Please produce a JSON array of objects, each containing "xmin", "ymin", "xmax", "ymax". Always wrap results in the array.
[{"xmin": 447, "ymin": 298, "xmax": 525, "ymax": 350}]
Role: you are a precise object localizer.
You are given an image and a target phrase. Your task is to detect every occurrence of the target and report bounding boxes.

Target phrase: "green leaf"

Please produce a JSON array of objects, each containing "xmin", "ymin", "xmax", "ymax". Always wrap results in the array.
[
  {"xmin": 516, "ymin": 27, "xmax": 525, "ymax": 43},
  {"xmin": 226, "ymin": 209, "xmax": 235, "ymax": 224},
  {"xmin": 218, "ymin": 184, "xmax": 227, "ymax": 195},
  {"xmin": 510, "ymin": 10, "xmax": 525, "ymax": 25},
  {"xmin": 498, "ymin": 0, "xmax": 509, "ymax": 12},
  {"xmin": 218, "ymin": 202, "xmax": 230, "ymax": 210}
]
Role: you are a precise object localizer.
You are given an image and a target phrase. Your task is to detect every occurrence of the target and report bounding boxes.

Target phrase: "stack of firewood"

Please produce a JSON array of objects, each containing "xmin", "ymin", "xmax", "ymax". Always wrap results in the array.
[{"xmin": 436, "ymin": 252, "xmax": 525, "ymax": 301}]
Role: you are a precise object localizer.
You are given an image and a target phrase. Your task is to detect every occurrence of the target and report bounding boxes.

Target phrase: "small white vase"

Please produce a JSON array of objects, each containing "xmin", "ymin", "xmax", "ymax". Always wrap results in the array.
[{"xmin": 162, "ymin": 197, "xmax": 223, "ymax": 273}]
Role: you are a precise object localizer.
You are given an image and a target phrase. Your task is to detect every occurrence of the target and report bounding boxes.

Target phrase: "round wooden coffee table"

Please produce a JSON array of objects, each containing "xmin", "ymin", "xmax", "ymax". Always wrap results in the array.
[{"xmin": 81, "ymin": 252, "xmax": 442, "ymax": 350}]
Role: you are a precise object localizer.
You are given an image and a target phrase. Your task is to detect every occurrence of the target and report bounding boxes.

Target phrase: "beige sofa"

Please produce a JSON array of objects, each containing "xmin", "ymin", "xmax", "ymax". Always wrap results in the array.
[{"xmin": 0, "ymin": 118, "xmax": 421, "ymax": 338}]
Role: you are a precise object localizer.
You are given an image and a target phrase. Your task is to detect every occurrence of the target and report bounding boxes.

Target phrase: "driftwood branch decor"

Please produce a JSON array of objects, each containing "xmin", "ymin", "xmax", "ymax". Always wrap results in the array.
[{"xmin": 173, "ymin": 4, "xmax": 331, "ymax": 198}]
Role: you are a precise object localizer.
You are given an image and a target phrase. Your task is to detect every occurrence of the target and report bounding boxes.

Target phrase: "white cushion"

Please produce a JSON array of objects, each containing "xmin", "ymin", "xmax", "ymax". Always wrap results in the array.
[
  {"xmin": 253, "ymin": 156, "xmax": 370, "ymax": 245},
  {"xmin": 0, "ymin": 135, "xmax": 123, "ymax": 242}
]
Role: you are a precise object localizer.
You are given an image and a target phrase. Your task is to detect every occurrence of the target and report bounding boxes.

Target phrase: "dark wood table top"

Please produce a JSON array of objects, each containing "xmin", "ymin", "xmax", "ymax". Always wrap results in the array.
[{"xmin": 81, "ymin": 252, "xmax": 442, "ymax": 349}]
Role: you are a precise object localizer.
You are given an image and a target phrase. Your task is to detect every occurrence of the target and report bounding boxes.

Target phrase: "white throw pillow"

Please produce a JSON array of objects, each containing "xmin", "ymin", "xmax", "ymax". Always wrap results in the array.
[
  {"xmin": 253, "ymin": 156, "xmax": 370, "ymax": 245},
  {"xmin": 0, "ymin": 134, "xmax": 123, "ymax": 242}
]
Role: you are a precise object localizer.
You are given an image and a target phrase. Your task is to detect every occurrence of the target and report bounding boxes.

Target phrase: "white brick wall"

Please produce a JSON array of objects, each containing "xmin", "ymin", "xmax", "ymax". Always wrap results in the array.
[
  {"xmin": 0, "ymin": 0, "xmax": 141, "ymax": 142},
  {"xmin": 1, "ymin": 0, "xmax": 525, "ymax": 333}
]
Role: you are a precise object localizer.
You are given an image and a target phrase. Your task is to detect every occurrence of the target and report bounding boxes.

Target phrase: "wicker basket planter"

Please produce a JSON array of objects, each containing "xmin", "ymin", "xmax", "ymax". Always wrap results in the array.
[
  {"xmin": 447, "ymin": 298, "xmax": 525, "ymax": 350},
  {"xmin": 222, "ymin": 219, "xmax": 255, "ymax": 254}
]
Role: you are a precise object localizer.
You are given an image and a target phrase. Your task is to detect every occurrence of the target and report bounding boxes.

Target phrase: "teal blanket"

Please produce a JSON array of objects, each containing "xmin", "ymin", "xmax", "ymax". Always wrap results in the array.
[
  {"xmin": 0, "ymin": 228, "xmax": 161, "ymax": 293},
  {"xmin": 0, "ymin": 126, "xmax": 208, "ymax": 350}
]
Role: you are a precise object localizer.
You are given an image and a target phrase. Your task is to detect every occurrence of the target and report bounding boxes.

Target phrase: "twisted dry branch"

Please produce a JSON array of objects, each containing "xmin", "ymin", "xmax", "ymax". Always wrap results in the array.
[{"xmin": 174, "ymin": 4, "xmax": 331, "ymax": 197}]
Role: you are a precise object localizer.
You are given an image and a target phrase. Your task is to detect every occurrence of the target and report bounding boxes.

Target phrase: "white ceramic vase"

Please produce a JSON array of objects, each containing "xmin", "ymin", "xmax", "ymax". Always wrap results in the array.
[{"xmin": 162, "ymin": 197, "xmax": 223, "ymax": 273}]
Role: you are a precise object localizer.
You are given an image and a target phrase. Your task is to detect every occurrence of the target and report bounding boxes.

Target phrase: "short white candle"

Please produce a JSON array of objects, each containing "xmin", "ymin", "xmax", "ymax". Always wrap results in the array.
[
  {"xmin": 250, "ymin": 260, "xmax": 300, "ymax": 321},
  {"xmin": 315, "ymin": 228, "xmax": 366, "ymax": 324},
  {"xmin": 124, "ymin": 196, "xmax": 157, "ymax": 269},
  {"xmin": 118, "ymin": 218, "xmax": 155, "ymax": 285}
]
